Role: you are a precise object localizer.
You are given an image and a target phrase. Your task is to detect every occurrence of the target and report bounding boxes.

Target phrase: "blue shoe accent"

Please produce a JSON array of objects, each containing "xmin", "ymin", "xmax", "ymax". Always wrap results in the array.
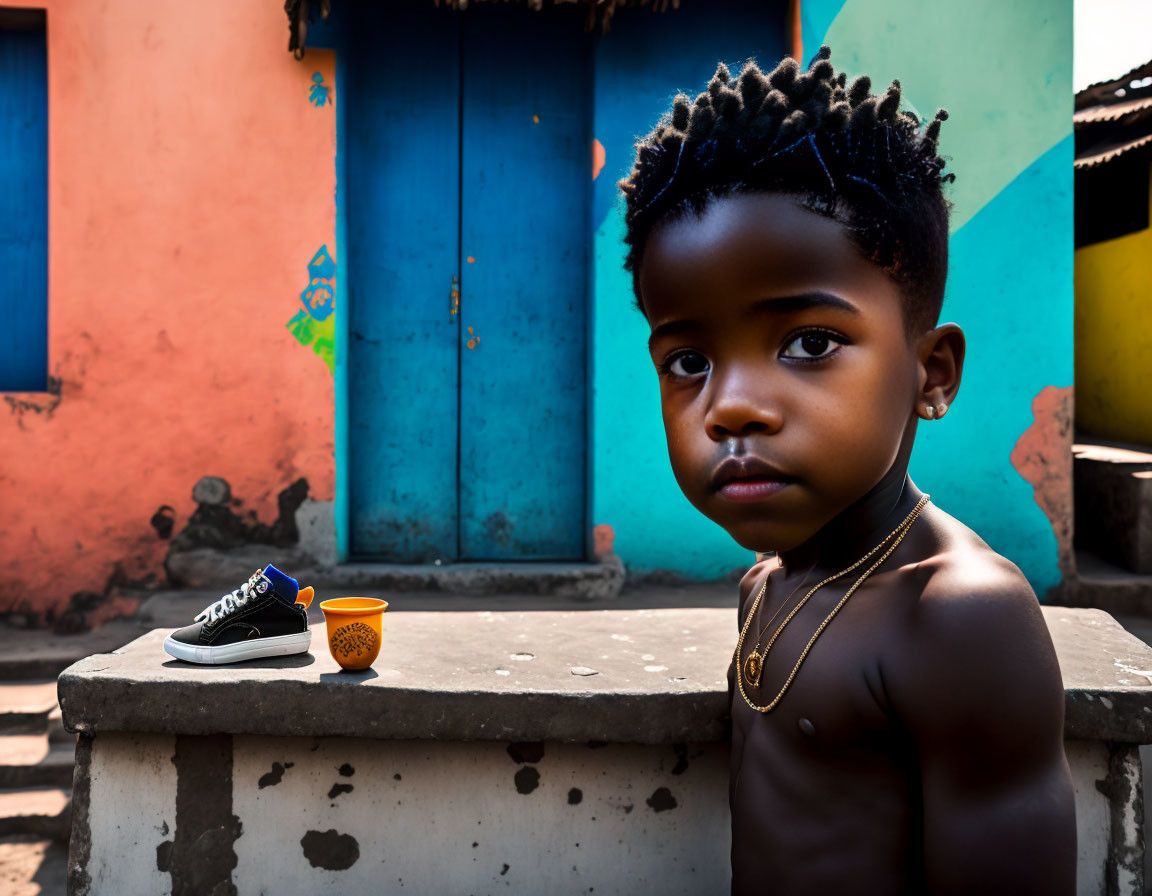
[{"xmin": 263, "ymin": 564, "xmax": 299, "ymax": 603}]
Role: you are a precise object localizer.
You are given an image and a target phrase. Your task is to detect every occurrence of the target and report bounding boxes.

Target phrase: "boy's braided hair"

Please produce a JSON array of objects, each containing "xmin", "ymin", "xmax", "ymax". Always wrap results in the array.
[{"xmin": 620, "ymin": 46, "xmax": 954, "ymax": 332}]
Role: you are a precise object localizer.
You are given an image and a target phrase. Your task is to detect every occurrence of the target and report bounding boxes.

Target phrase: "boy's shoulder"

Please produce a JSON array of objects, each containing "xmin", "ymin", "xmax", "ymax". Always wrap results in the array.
[
  {"xmin": 904, "ymin": 504, "xmax": 1042, "ymax": 643},
  {"xmin": 882, "ymin": 505, "xmax": 1064, "ymax": 748}
]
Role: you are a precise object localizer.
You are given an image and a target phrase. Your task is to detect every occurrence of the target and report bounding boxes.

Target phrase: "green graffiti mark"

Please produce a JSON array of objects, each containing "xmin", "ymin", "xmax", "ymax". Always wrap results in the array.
[
  {"xmin": 287, "ymin": 310, "xmax": 335, "ymax": 374},
  {"xmin": 287, "ymin": 245, "xmax": 337, "ymax": 375}
]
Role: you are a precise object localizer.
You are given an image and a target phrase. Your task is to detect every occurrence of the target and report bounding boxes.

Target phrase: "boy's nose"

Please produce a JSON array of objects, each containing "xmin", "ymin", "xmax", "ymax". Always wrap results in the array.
[{"xmin": 704, "ymin": 374, "xmax": 784, "ymax": 440}]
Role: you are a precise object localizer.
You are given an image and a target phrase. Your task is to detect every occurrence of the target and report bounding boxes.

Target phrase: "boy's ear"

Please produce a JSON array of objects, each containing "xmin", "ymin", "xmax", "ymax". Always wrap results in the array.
[{"xmin": 914, "ymin": 323, "xmax": 965, "ymax": 421}]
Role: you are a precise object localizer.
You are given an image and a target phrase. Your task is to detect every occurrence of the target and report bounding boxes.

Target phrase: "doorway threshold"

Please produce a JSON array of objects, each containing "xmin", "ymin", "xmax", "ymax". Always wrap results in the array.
[
  {"xmin": 165, "ymin": 545, "xmax": 625, "ymax": 601},
  {"xmin": 314, "ymin": 558, "xmax": 624, "ymax": 601}
]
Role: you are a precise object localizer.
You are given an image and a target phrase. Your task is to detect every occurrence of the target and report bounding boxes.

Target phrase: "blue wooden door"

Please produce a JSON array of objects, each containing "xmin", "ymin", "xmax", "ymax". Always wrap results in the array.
[
  {"xmin": 345, "ymin": 2, "xmax": 462, "ymax": 561},
  {"xmin": 458, "ymin": 6, "xmax": 589, "ymax": 559},
  {"xmin": 0, "ymin": 15, "xmax": 48, "ymax": 392},
  {"xmin": 346, "ymin": 1, "xmax": 588, "ymax": 562}
]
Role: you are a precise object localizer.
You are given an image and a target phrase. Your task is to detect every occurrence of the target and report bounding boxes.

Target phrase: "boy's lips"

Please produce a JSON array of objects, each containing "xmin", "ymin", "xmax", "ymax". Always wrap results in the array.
[{"xmin": 709, "ymin": 456, "xmax": 796, "ymax": 502}]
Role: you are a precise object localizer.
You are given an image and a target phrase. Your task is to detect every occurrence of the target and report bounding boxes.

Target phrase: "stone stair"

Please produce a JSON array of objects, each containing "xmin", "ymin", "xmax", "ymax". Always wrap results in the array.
[
  {"xmin": 1068, "ymin": 439, "xmax": 1152, "ymax": 615},
  {"xmin": 0, "ymin": 623, "xmax": 149, "ymax": 896},
  {"xmin": 0, "ymin": 681, "xmax": 73, "ymax": 843}
]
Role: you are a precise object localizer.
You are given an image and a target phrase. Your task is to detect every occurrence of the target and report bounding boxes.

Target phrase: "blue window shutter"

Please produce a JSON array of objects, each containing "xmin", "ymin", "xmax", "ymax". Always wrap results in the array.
[{"xmin": 0, "ymin": 12, "xmax": 48, "ymax": 392}]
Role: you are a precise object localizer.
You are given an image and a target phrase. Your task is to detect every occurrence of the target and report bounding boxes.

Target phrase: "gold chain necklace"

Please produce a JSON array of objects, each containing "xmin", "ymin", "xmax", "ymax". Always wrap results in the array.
[
  {"xmin": 735, "ymin": 494, "xmax": 930, "ymax": 714},
  {"xmin": 744, "ymin": 560, "xmax": 818, "ymax": 665}
]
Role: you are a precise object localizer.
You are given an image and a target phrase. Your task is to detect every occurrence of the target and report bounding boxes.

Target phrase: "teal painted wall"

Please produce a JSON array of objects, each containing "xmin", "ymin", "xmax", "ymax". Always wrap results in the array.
[
  {"xmin": 591, "ymin": 0, "xmax": 1074, "ymax": 591},
  {"xmin": 590, "ymin": 2, "xmax": 786, "ymax": 578},
  {"xmin": 806, "ymin": 0, "xmax": 1074, "ymax": 593}
]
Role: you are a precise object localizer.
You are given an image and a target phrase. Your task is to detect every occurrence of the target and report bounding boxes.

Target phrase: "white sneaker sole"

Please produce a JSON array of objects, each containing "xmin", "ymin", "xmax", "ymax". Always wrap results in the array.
[{"xmin": 163, "ymin": 630, "xmax": 312, "ymax": 665}]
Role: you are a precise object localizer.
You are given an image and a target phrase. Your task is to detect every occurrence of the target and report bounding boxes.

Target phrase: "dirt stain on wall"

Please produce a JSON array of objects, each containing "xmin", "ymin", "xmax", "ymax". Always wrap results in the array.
[
  {"xmin": 258, "ymin": 761, "xmax": 293, "ymax": 789},
  {"xmin": 514, "ymin": 767, "xmax": 540, "ymax": 795},
  {"xmin": 646, "ymin": 787, "xmax": 677, "ymax": 812},
  {"xmin": 300, "ymin": 829, "xmax": 360, "ymax": 870}
]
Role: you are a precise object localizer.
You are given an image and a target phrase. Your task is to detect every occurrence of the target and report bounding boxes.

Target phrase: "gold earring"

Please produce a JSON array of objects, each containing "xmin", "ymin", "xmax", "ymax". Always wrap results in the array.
[
  {"xmin": 924, "ymin": 405, "xmax": 936, "ymax": 419},
  {"xmin": 936, "ymin": 403, "xmax": 948, "ymax": 417}
]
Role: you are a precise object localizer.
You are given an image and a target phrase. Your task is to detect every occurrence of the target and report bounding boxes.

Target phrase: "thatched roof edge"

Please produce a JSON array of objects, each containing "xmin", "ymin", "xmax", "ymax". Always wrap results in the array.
[{"xmin": 285, "ymin": 0, "xmax": 680, "ymax": 57}]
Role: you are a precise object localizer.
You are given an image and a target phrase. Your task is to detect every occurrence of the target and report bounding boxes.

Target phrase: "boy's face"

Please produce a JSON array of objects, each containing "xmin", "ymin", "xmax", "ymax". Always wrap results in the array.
[{"xmin": 639, "ymin": 192, "xmax": 922, "ymax": 553}]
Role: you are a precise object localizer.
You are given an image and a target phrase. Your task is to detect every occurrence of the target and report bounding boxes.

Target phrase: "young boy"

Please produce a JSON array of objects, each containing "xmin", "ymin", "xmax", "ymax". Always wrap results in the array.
[{"xmin": 620, "ymin": 48, "xmax": 1076, "ymax": 894}]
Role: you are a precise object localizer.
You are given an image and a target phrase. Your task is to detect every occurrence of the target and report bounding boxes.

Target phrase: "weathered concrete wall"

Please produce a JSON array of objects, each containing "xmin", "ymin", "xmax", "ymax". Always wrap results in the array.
[
  {"xmin": 233, "ymin": 737, "xmax": 729, "ymax": 895},
  {"xmin": 71, "ymin": 732, "xmax": 1138, "ymax": 896},
  {"xmin": 0, "ymin": 0, "xmax": 337, "ymax": 623},
  {"xmin": 1067, "ymin": 740, "xmax": 1145, "ymax": 896},
  {"xmin": 61, "ymin": 606, "xmax": 1152, "ymax": 895},
  {"xmin": 77, "ymin": 732, "xmax": 177, "ymax": 896}
]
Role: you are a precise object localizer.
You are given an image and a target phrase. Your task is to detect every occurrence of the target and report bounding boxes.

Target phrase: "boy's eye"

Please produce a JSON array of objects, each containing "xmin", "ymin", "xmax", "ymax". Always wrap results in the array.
[
  {"xmin": 666, "ymin": 351, "xmax": 710, "ymax": 378},
  {"xmin": 780, "ymin": 331, "xmax": 845, "ymax": 361}
]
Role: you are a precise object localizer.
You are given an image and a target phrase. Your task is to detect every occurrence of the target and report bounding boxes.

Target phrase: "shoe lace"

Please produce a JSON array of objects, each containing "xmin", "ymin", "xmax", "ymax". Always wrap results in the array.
[{"xmin": 196, "ymin": 570, "xmax": 267, "ymax": 625}]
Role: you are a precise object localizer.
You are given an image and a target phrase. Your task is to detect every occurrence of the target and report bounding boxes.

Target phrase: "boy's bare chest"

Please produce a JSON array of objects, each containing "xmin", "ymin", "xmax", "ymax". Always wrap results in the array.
[
  {"xmin": 728, "ymin": 581, "xmax": 923, "ymax": 893},
  {"xmin": 732, "ymin": 575, "xmax": 913, "ymax": 755}
]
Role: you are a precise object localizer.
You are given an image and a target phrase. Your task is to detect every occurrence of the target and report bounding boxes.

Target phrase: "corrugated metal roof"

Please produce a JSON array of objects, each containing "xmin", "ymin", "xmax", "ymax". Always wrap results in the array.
[
  {"xmin": 1076, "ymin": 59, "xmax": 1152, "ymax": 111},
  {"xmin": 1075, "ymin": 94, "xmax": 1152, "ymax": 125},
  {"xmin": 1075, "ymin": 57, "xmax": 1152, "ymax": 171},
  {"xmin": 1075, "ymin": 132, "xmax": 1152, "ymax": 170}
]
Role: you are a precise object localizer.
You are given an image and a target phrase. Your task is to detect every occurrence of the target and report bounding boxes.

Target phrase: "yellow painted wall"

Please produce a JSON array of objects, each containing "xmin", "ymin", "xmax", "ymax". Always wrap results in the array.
[{"xmin": 1074, "ymin": 164, "xmax": 1152, "ymax": 446}]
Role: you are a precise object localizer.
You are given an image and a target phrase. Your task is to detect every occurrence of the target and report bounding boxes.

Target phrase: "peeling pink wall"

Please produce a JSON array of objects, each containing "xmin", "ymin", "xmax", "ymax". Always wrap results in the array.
[
  {"xmin": 1, "ymin": 0, "xmax": 337, "ymax": 619},
  {"xmin": 1010, "ymin": 386, "xmax": 1075, "ymax": 579}
]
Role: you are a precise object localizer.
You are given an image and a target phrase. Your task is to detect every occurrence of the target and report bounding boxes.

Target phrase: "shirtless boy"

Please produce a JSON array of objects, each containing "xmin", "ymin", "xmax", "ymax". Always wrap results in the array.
[{"xmin": 620, "ymin": 48, "xmax": 1076, "ymax": 894}]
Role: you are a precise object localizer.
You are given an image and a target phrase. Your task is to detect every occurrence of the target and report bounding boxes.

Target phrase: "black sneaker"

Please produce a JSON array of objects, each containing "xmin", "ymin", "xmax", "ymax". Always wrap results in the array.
[{"xmin": 163, "ymin": 565, "xmax": 314, "ymax": 664}]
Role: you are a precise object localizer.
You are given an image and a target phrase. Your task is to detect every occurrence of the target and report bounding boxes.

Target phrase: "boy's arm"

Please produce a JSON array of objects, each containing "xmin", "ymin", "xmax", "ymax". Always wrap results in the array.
[{"xmin": 889, "ymin": 573, "xmax": 1076, "ymax": 895}]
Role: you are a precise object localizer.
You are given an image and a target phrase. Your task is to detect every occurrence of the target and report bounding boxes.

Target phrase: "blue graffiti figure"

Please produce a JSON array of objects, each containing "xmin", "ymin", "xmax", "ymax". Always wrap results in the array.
[
  {"xmin": 300, "ymin": 245, "xmax": 336, "ymax": 321},
  {"xmin": 309, "ymin": 72, "xmax": 330, "ymax": 108}
]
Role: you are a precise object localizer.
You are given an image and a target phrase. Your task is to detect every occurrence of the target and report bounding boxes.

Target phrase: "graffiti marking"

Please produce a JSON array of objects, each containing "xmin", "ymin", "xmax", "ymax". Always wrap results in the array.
[{"xmin": 309, "ymin": 72, "xmax": 330, "ymax": 107}]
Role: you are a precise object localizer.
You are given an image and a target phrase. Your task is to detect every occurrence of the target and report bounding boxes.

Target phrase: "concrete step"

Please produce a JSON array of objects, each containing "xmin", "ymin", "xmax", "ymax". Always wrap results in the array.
[
  {"xmin": 1073, "ymin": 439, "xmax": 1152, "ymax": 574},
  {"xmin": 0, "ymin": 621, "xmax": 146, "ymax": 680},
  {"xmin": 0, "ymin": 835, "xmax": 68, "ymax": 896},
  {"xmin": 0, "ymin": 735, "xmax": 74, "ymax": 789},
  {"xmin": 0, "ymin": 789, "xmax": 70, "ymax": 842},
  {"xmin": 165, "ymin": 546, "xmax": 627, "ymax": 599},
  {"xmin": 46, "ymin": 708, "xmax": 71, "ymax": 746},
  {"xmin": 1063, "ymin": 550, "xmax": 1152, "ymax": 617},
  {"xmin": 0, "ymin": 682, "xmax": 57, "ymax": 735}
]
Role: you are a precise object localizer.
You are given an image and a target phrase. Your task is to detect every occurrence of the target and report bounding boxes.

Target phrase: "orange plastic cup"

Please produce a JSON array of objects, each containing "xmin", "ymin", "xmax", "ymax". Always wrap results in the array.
[{"xmin": 319, "ymin": 597, "xmax": 389, "ymax": 670}]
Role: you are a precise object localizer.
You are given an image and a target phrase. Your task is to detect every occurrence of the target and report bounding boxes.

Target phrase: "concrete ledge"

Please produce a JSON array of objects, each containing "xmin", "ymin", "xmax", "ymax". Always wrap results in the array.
[
  {"xmin": 60, "ymin": 609, "xmax": 728, "ymax": 744},
  {"xmin": 58, "ymin": 607, "xmax": 1152, "ymax": 744},
  {"xmin": 1048, "ymin": 607, "xmax": 1152, "ymax": 742},
  {"xmin": 311, "ymin": 557, "xmax": 626, "ymax": 600}
]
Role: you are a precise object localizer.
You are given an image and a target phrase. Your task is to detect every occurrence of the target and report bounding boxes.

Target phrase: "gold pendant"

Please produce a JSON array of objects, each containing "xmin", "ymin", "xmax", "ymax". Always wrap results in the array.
[{"xmin": 743, "ymin": 650, "xmax": 762, "ymax": 686}]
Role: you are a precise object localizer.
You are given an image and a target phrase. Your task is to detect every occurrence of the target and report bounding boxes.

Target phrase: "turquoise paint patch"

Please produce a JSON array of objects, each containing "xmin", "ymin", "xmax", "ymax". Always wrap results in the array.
[
  {"xmin": 286, "ymin": 244, "xmax": 336, "ymax": 373},
  {"xmin": 300, "ymin": 245, "xmax": 335, "ymax": 322},
  {"xmin": 910, "ymin": 135, "xmax": 1074, "ymax": 595},
  {"xmin": 800, "ymin": 0, "xmax": 848, "ymax": 61},
  {"xmin": 593, "ymin": 202, "xmax": 753, "ymax": 577},
  {"xmin": 818, "ymin": 0, "xmax": 1072, "ymax": 232},
  {"xmin": 590, "ymin": 2, "xmax": 785, "ymax": 578}
]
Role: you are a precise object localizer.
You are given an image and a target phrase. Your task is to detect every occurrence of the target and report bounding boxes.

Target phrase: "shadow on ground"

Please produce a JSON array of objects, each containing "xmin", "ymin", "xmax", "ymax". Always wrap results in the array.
[{"xmin": 0, "ymin": 836, "xmax": 66, "ymax": 896}]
